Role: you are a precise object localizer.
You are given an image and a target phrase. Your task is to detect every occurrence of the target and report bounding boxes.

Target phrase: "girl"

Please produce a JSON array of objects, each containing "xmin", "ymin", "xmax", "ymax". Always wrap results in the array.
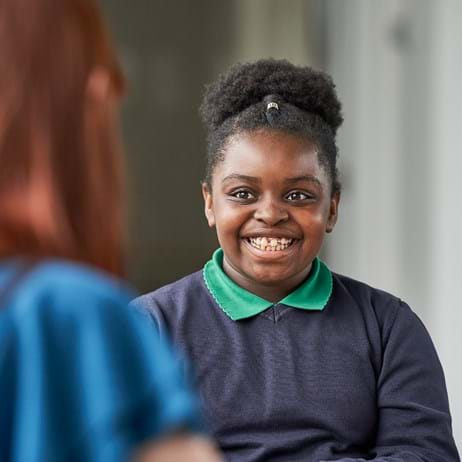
[
  {"xmin": 0, "ymin": 0, "xmax": 222, "ymax": 460},
  {"xmin": 133, "ymin": 59, "xmax": 459, "ymax": 461}
]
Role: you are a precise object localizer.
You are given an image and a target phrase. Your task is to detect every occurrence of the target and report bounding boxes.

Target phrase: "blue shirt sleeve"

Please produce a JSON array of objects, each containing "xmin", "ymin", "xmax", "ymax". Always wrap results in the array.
[{"xmin": 1, "ymin": 261, "xmax": 202, "ymax": 462}]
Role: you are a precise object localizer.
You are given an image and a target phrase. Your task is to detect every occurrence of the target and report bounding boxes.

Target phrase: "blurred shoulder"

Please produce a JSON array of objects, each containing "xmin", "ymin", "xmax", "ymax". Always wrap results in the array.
[
  {"xmin": 30, "ymin": 259, "xmax": 133, "ymax": 299},
  {"xmin": 2, "ymin": 258, "xmax": 134, "ymax": 322}
]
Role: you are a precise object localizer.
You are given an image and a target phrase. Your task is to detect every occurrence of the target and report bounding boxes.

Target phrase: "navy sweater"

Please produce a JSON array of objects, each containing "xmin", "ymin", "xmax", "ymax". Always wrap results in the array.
[{"xmin": 132, "ymin": 270, "xmax": 460, "ymax": 462}]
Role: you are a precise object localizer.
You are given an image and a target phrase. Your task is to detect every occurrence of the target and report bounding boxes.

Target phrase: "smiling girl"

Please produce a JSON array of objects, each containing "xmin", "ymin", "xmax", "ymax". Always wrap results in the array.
[{"xmin": 133, "ymin": 59, "xmax": 459, "ymax": 461}]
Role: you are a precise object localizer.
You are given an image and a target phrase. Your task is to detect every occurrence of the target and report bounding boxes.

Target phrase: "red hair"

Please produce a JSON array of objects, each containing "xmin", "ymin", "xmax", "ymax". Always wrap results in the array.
[{"xmin": 0, "ymin": 0, "xmax": 126, "ymax": 276}]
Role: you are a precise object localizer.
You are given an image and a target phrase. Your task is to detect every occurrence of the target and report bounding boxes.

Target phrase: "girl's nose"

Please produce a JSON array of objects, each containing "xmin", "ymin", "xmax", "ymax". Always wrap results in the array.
[{"xmin": 254, "ymin": 200, "xmax": 289, "ymax": 226}]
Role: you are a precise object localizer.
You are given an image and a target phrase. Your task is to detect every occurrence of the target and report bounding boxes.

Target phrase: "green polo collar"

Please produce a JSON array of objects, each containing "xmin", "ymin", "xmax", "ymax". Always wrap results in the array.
[{"xmin": 203, "ymin": 248, "xmax": 333, "ymax": 321}]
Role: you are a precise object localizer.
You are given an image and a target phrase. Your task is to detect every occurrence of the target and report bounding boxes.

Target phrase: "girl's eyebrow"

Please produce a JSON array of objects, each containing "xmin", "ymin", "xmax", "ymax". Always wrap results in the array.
[
  {"xmin": 222, "ymin": 174, "xmax": 260, "ymax": 184},
  {"xmin": 222, "ymin": 174, "xmax": 322, "ymax": 186},
  {"xmin": 284, "ymin": 175, "xmax": 321, "ymax": 186}
]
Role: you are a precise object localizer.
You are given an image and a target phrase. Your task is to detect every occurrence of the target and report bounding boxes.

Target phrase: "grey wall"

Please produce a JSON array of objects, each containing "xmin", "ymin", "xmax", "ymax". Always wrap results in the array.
[
  {"xmin": 101, "ymin": 0, "xmax": 237, "ymax": 291},
  {"xmin": 323, "ymin": 0, "xmax": 462, "ymax": 447}
]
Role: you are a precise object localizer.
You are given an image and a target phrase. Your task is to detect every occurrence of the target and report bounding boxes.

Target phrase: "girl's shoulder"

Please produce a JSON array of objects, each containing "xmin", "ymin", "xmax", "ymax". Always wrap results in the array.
[
  {"xmin": 331, "ymin": 270, "xmax": 414, "ymax": 328},
  {"xmin": 131, "ymin": 269, "xmax": 205, "ymax": 310},
  {"xmin": 332, "ymin": 271, "xmax": 401, "ymax": 303}
]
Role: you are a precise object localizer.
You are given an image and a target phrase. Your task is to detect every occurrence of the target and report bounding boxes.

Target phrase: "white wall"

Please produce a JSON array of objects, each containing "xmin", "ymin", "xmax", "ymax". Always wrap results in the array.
[
  {"xmin": 324, "ymin": 0, "xmax": 462, "ymax": 448},
  {"xmin": 231, "ymin": 0, "xmax": 315, "ymax": 65},
  {"xmin": 428, "ymin": 0, "xmax": 462, "ymax": 450}
]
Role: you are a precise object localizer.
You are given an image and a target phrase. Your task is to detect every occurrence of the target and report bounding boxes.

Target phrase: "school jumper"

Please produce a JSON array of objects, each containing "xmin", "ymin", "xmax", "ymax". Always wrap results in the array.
[{"xmin": 132, "ymin": 248, "xmax": 460, "ymax": 462}]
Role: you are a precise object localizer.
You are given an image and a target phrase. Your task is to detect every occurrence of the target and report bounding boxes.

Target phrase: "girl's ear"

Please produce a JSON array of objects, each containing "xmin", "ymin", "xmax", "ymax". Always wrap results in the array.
[
  {"xmin": 202, "ymin": 182, "xmax": 216, "ymax": 228},
  {"xmin": 326, "ymin": 191, "xmax": 340, "ymax": 233}
]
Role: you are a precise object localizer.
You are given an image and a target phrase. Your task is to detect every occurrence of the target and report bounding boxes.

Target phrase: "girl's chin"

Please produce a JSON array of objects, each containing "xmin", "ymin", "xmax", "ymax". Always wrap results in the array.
[
  {"xmin": 243, "ymin": 262, "xmax": 304, "ymax": 287},
  {"xmin": 238, "ymin": 268, "xmax": 308, "ymax": 302}
]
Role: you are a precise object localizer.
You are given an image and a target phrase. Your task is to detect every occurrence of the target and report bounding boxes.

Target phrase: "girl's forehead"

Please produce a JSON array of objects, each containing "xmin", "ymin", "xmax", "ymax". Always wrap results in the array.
[
  {"xmin": 217, "ymin": 130, "xmax": 324, "ymax": 177},
  {"xmin": 230, "ymin": 129, "xmax": 315, "ymax": 148}
]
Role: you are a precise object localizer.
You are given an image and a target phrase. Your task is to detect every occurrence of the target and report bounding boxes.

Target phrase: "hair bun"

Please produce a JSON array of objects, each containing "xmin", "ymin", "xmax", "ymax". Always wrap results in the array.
[{"xmin": 200, "ymin": 59, "xmax": 343, "ymax": 135}]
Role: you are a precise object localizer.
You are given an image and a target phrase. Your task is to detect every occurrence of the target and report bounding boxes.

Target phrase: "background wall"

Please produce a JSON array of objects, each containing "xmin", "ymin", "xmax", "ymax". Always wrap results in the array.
[
  {"xmin": 102, "ymin": 0, "xmax": 461, "ymax": 447},
  {"xmin": 324, "ymin": 0, "xmax": 462, "ymax": 447}
]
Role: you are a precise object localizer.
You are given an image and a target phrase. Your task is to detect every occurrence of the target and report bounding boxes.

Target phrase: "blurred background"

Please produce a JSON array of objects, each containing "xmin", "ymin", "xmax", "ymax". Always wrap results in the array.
[{"xmin": 101, "ymin": 0, "xmax": 461, "ymax": 447}]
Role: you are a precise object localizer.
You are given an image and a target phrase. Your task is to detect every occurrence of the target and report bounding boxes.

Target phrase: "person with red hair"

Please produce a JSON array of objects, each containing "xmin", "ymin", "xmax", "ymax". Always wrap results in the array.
[{"xmin": 0, "ymin": 0, "xmax": 222, "ymax": 460}]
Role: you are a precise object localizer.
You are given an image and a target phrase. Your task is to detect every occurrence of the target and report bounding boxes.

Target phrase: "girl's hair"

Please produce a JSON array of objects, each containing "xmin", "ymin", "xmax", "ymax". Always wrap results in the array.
[
  {"xmin": 0, "ymin": 0, "xmax": 126, "ymax": 276},
  {"xmin": 200, "ymin": 59, "xmax": 344, "ymax": 193}
]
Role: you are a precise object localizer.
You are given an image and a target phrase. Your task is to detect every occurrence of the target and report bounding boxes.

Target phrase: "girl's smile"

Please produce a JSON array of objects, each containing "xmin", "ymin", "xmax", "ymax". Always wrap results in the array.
[
  {"xmin": 241, "ymin": 232, "xmax": 300, "ymax": 258},
  {"xmin": 202, "ymin": 129, "xmax": 339, "ymax": 303},
  {"xmin": 245, "ymin": 236, "xmax": 296, "ymax": 252}
]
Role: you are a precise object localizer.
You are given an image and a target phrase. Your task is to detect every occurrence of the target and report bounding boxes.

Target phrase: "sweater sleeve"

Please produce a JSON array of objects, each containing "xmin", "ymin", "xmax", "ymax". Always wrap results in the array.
[{"xmin": 322, "ymin": 301, "xmax": 460, "ymax": 462}]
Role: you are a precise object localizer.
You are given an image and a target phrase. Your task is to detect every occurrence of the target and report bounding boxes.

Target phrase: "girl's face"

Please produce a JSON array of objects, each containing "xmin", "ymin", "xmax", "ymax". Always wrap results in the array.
[{"xmin": 202, "ymin": 130, "xmax": 339, "ymax": 302}]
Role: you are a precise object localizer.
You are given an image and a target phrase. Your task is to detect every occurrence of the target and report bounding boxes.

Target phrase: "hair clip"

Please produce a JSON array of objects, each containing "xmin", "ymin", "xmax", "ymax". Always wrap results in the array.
[{"xmin": 266, "ymin": 102, "xmax": 279, "ymax": 111}]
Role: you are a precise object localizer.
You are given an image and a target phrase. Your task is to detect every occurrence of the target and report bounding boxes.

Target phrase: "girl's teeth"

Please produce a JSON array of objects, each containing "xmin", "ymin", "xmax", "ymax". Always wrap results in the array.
[{"xmin": 247, "ymin": 237, "xmax": 294, "ymax": 251}]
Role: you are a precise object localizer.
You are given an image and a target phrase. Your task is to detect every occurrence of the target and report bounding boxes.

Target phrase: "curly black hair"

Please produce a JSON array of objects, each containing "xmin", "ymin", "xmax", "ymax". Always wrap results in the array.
[{"xmin": 200, "ymin": 59, "xmax": 344, "ymax": 193}]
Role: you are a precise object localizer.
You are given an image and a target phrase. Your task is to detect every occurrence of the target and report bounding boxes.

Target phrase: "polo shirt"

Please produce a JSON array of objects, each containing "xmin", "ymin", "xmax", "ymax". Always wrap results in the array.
[
  {"xmin": 132, "ymin": 249, "xmax": 459, "ymax": 462},
  {"xmin": 204, "ymin": 249, "xmax": 332, "ymax": 321}
]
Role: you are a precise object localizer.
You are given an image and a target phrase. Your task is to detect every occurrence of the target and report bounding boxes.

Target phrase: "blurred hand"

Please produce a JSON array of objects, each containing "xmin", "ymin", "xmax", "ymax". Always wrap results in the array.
[{"xmin": 134, "ymin": 434, "xmax": 224, "ymax": 462}]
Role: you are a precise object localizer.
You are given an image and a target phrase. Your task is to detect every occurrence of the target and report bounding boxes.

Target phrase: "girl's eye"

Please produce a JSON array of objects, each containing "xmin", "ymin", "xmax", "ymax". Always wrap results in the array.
[
  {"xmin": 230, "ymin": 190, "xmax": 255, "ymax": 201},
  {"xmin": 285, "ymin": 191, "xmax": 313, "ymax": 201}
]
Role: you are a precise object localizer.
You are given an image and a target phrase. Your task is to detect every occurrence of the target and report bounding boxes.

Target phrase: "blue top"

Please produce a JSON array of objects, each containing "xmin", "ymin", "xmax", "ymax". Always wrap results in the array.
[
  {"xmin": 0, "ymin": 259, "xmax": 201, "ymax": 462},
  {"xmin": 132, "ymin": 257, "xmax": 460, "ymax": 462}
]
